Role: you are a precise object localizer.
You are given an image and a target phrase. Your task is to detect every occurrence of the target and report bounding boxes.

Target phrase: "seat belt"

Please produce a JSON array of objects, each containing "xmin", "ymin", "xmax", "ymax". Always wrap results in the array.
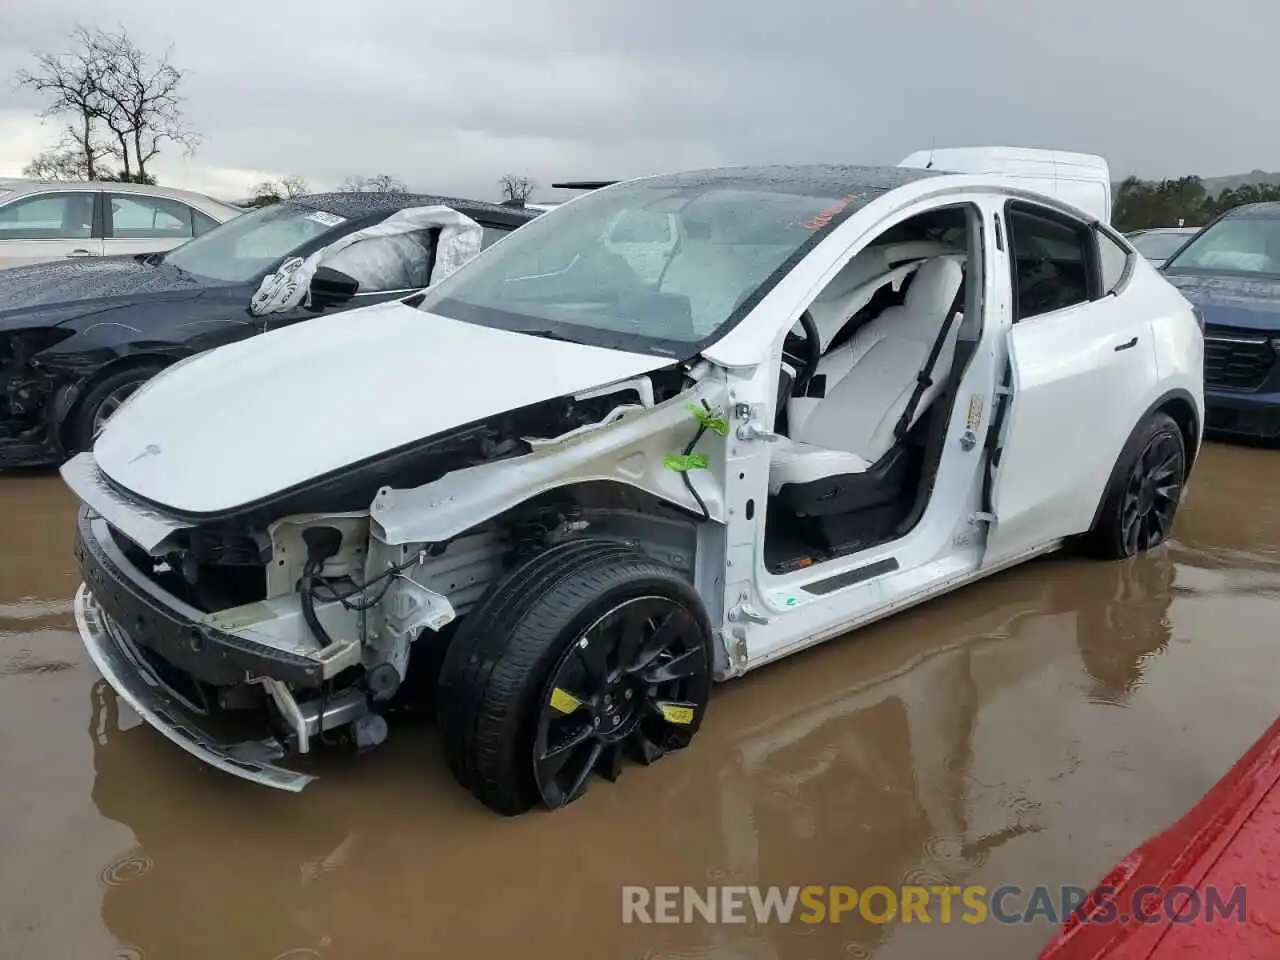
[{"xmin": 893, "ymin": 285, "xmax": 967, "ymax": 441}]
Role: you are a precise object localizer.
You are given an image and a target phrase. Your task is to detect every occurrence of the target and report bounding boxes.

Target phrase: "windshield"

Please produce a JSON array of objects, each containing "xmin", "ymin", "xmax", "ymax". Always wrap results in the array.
[
  {"xmin": 1163, "ymin": 214, "xmax": 1280, "ymax": 277},
  {"xmin": 160, "ymin": 202, "xmax": 343, "ymax": 282},
  {"xmin": 415, "ymin": 176, "xmax": 885, "ymax": 354},
  {"xmin": 1131, "ymin": 231, "xmax": 1195, "ymax": 261}
]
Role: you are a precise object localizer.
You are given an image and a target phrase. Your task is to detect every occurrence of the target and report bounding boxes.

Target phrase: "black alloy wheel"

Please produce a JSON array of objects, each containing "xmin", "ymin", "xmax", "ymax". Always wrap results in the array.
[
  {"xmin": 532, "ymin": 595, "xmax": 710, "ymax": 809},
  {"xmin": 437, "ymin": 538, "xmax": 715, "ymax": 816},
  {"xmin": 1086, "ymin": 412, "xmax": 1187, "ymax": 560},
  {"xmin": 1118, "ymin": 429, "xmax": 1184, "ymax": 554}
]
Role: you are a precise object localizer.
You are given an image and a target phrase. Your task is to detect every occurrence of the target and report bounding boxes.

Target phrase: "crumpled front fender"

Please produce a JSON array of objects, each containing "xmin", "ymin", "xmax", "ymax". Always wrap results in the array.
[{"xmin": 369, "ymin": 378, "xmax": 731, "ymax": 545}]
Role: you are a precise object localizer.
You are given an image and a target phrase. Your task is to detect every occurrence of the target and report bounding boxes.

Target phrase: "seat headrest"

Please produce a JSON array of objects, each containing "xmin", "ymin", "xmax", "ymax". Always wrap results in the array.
[{"xmin": 904, "ymin": 257, "xmax": 964, "ymax": 314}]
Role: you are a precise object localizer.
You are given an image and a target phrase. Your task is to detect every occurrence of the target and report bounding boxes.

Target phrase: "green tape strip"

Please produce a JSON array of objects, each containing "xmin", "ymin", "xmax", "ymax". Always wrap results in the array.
[
  {"xmin": 689, "ymin": 404, "xmax": 729, "ymax": 437},
  {"xmin": 664, "ymin": 453, "xmax": 709, "ymax": 472}
]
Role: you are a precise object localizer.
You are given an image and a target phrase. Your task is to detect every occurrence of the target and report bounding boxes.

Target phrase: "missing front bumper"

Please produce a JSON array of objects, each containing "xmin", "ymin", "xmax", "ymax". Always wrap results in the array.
[
  {"xmin": 74, "ymin": 583, "xmax": 318, "ymax": 792},
  {"xmin": 0, "ymin": 374, "xmax": 75, "ymax": 468}
]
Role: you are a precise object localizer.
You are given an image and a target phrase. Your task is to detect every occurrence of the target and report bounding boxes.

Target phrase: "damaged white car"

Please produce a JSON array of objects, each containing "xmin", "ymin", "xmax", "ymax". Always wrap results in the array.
[{"xmin": 64, "ymin": 160, "xmax": 1205, "ymax": 815}]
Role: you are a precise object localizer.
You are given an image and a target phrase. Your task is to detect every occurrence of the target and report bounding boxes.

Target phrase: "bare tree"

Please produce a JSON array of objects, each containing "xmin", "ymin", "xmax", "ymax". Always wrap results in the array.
[
  {"xmin": 247, "ymin": 175, "xmax": 309, "ymax": 207},
  {"xmin": 278, "ymin": 175, "xmax": 309, "ymax": 198},
  {"xmin": 13, "ymin": 26, "xmax": 114, "ymax": 180},
  {"xmin": 13, "ymin": 24, "xmax": 200, "ymax": 184},
  {"xmin": 499, "ymin": 174, "xmax": 536, "ymax": 203},
  {"xmin": 92, "ymin": 26, "xmax": 201, "ymax": 183},
  {"xmin": 338, "ymin": 173, "xmax": 408, "ymax": 193}
]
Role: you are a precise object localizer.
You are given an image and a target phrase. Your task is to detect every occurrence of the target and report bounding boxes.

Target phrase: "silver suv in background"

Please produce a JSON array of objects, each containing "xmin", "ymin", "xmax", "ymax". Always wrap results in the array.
[{"xmin": 0, "ymin": 179, "xmax": 244, "ymax": 269}]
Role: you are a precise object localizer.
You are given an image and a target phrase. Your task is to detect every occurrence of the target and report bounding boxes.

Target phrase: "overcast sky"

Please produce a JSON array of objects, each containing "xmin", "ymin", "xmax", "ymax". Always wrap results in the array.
[{"xmin": 2, "ymin": 0, "xmax": 1277, "ymax": 203}]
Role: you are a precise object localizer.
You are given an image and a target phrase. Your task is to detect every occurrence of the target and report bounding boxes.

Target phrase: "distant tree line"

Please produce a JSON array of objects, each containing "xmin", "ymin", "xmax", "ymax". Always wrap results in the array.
[
  {"xmin": 1113, "ymin": 176, "xmax": 1280, "ymax": 232},
  {"xmin": 244, "ymin": 173, "xmax": 408, "ymax": 207},
  {"xmin": 244, "ymin": 175, "xmax": 309, "ymax": 207}
]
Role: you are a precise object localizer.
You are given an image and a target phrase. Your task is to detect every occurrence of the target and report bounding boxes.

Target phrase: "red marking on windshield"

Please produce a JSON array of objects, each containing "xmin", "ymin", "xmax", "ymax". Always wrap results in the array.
[{"xmin": 804, "ymin": 193, "xmax": 865, "ymax": 230}]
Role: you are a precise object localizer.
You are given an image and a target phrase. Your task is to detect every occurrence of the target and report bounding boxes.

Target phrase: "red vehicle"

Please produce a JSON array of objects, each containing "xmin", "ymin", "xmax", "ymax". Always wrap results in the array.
[{"xmin": 1040, "ymin": 715, "xmax": 1280, "ymax": 958}]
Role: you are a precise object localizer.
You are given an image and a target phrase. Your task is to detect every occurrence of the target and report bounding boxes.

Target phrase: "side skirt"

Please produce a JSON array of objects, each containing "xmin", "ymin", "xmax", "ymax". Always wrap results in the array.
[{"xmin": 726, "ymin": 538, "xmax": 1062, "ymax": 678}]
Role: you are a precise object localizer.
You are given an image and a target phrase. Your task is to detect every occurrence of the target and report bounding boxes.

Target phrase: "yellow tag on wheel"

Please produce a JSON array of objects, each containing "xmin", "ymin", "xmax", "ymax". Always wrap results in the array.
[
  {"xmin": 549, "ymin": 688, "xmax": 582, "ymax": 714},
  {"xmin": 660, "ymin": 703, "xmax": 695, "ymax": 725}
]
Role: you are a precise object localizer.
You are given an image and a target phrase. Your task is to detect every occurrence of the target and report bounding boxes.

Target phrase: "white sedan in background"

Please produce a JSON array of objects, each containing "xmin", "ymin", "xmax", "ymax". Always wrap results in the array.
[{"xmin": 0, "ymin": 179, "xmax": 243, "ymax": 269}]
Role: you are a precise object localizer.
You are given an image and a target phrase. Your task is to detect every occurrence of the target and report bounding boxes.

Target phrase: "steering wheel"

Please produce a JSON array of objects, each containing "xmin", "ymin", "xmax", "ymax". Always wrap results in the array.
[{"xmin": 781, "ymin": 310, "xmax": 822, "ymax": 396}]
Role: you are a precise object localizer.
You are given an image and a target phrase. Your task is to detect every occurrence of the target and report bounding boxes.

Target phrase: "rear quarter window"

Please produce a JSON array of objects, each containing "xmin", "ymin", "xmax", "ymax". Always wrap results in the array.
[{"xmin": 1096, "ymin": 229, "xmax": 1132, "ymax": 294}]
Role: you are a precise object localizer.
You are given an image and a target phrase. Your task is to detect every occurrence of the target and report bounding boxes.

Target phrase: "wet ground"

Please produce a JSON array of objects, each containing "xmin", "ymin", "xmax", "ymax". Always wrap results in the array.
[{"xmin": 2, "ymin": 441, "xmax": 1279, "ymax": 960}]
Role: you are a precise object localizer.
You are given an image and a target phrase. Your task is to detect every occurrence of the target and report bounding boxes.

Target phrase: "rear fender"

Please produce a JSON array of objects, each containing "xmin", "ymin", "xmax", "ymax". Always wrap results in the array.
[
  {"xmin": 1084, "ymin": 386, "xmax": 1203, "ymax": 534},
  {"xmin": 369, "ymin": 377, "xmax": 730, "ymax": 546}
]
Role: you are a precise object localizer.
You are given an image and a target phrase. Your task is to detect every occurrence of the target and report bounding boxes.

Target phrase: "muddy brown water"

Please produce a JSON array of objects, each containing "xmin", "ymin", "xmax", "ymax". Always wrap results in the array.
[{"xmin": 2, "ymin": 443, "xmax": 1279, "ymax": 960}]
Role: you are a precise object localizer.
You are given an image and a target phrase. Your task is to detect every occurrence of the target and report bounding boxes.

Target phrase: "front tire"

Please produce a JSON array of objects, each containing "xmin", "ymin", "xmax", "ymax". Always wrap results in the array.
[
  {"xmin": 1086, "ymin": 412, "xmax": 1186, "ymax": 560},
  {"xmin": 437, "ymin": 538, "xmax": 714, "ymax": 816}
]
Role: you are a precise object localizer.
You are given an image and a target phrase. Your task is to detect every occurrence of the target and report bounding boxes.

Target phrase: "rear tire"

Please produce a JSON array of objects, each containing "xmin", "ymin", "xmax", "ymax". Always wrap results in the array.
[
  {"xmin": 1085, "ymin": 412, "xmax": 1186, "ymax": 560},
  {"xmin": 437, "ymin": 538, "xmax": 713, "ymax": 816},
  {"xmin": 67, "ymin": 365, "xmax": 166, "ymax": 453}
]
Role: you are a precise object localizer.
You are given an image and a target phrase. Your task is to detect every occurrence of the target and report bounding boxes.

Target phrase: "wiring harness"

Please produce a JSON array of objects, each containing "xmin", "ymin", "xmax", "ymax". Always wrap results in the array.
[{"xmin": 297, "ymin": 527, "xmax": 427, "ymax": 647}]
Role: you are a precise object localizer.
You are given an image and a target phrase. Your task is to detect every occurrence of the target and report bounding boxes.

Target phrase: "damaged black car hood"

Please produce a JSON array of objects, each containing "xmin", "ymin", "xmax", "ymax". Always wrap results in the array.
[{"xmin": 0, "ymin": 256, "xmax": 235, "ymax": 331}]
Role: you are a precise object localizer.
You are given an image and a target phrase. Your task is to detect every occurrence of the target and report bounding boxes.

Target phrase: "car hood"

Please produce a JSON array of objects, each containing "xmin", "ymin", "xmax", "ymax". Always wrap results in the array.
[
  {"xmin": 0, "ymin": 256, "xmax": 217, "ymax": 330},
  {"xmin": 1164, "ymin": 271, "xmax": 1280, "ymax": 332},
  {"xmin": 93, "ymin": 299, "xmax": 675, "ymax": 515}
]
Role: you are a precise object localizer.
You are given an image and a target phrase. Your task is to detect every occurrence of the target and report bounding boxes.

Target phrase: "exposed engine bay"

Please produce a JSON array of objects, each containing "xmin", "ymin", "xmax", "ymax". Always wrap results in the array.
[
  {"xmin": 0, "ymin": 328, "xmax": 82, "ymax": 464},
  {"xmin": 71, "ymin": 363, "xmax": 725, "ymax": 775}
]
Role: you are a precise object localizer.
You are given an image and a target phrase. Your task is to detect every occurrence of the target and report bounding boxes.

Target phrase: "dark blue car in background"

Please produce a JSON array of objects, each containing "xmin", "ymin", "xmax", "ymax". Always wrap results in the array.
[{"xmin": 1162, "ymin": 202, "xmax": 1280, "ymax": 439}]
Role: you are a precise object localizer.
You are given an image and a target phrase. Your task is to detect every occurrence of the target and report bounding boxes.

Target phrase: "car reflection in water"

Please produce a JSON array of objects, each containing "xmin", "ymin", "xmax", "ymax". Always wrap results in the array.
[
  {"xmin": 710, "ymin": 555, "xmax": 1175, "ymax": 957},
  {"xmin": 87, "ymin": 553, "xmax": 1177, "ymax": 960}
]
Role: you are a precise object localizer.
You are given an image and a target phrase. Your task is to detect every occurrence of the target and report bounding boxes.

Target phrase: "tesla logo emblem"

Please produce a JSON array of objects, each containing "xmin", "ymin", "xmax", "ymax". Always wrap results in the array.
[{"xmin": 128, "ymin": 444, "xmax": 161, "ymax": 464}]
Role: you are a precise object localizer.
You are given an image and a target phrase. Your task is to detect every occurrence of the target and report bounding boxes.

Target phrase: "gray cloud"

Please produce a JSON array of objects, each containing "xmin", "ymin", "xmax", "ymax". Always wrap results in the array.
[{"xmin": 1, "ymin": 0, "xmax": 1277, "ymax": 202}]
